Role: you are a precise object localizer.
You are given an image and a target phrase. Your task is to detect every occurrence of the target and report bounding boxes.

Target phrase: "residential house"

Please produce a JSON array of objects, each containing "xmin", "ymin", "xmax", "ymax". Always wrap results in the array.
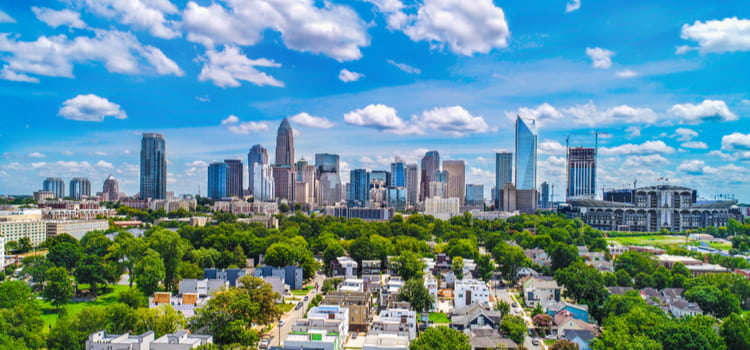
[
  {"xmin": 464, "ymin": 326, "xmax": 518, "ymax": 350},
  {"xmin": 454, "ymin": 279, "xmax": 490, "ymax": 309},
  {"xmin": 340, "ymin": 278, "xmax": 365, "ymax": 293},
  {"xmin": 523, "ymin": 277, "xmax": 561, "ymax": 308},
  {"xmin": 562, "ymin": 329, "xmax": 595, "ymax": 350},
  {"xmin": 322, "ymin": 291, "xmax": 372, "ymax": 332},
  {"xmin": 331, "ymin": 256, "xmax": 359, "ymax": 279},
  {"xmin": 370, "ymin": 307, "xmax": 417, "ymax": 340},
  {"xmin": 362, "ymin": 260, "xmax": 382, "ymax": 292},
  {"xmin": 424, "ymin": 275, "xmax": 438, "ymax": 312},
  {"xmin": 362, "ymin": 333, "xmax": 410, "ymax": 350},
  {"xmin": 254, "ymin": 265, "xmax": 304, "ymax": 290},
  {"xmin": 546, "ymin": 301, "xmax": 590, "ymax": 322},
  {"xmin": 150, "ymin": 331, "xmax": 213, "ymax": 350},
  {"xmin": 284, "ymin": 306, "xmax": 349, "ymax": 350},
  {"xmin": 669, "ymin": 299, "xmax": 703, "ymax": 318},
  {"xmin": 86, "ymin": 330, "xmax": 154, "ymax": 350},
  {"xmin": 203, "ymin": 268, "xmax": 247, "ymax": 287},
  {"xmin": 606, "ymin": 286, "xmax": 634, "ymax": 295},
  {"xmin": 450, "ymin": 303, "xmax": 502, "ymax": 331},
  {"xmin": 178, "ymin": 279, "xmax": 227, "ymax": 297},
  {"xmin": 554, "ymin": 311, "xmax": 597, "ymax": 338},
  {"xmin": 524, "ymin": 248, "xmax": 551, "ymax": 266}
]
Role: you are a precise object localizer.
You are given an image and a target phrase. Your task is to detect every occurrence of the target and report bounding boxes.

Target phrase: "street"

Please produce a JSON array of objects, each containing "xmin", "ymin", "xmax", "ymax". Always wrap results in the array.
[
  {"xmin": 491, "ymin": 277, "xmax": 546, "ymax": 350},
  {"xmin": 268, "ymin": 272, "xmax": 326, "ymax": 348}
]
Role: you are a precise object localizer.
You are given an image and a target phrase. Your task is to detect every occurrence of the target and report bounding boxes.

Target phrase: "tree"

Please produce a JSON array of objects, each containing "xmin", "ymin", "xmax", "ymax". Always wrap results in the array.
[
  {"xmin": 134, "ymin": 305, "xmax": 186, "ymax": 338},
  {"xmin": 685, "ymin": 286, "xmax": 741, "ymax": 318},
  {"xmin": 492, "ymin": 242, "xmax": 530, "ymax": 282},
  {"xmin": 409, "ymin": 326, "xmax": 471, "ymax": 350},
  {"xmin": 500, "ymin": 315, "xmax": 527, "ymax": 345},
  {"xmin": 146, "ymin": 228, "xmax": 190, "ymax": 291},
  {"xmin": 399, "ymin": 277, "xmax": 434, "ymax": 313},
  {"xmin": 475, "ymin": 254, "xmax": 494, "ymax": 282},
  {"xmin": 322, "ymin": 242, "xmax": 345, "ymax": 272},
  {"xmin": 554, "ymin": 261, "xmax": 608, "ymax": 307},
  {"xmin": 494, "ymin": 300, "xmax": 510, "ymax": 316},
  {"xmin": 634, "ymin": 272, "xmax": 656, "ymax": 289},
  {"xmin": 18, "ymin": 237, "xmax": 32, "ymax": 253},
  {"xmin": 533, "ymin": 313, "xmax": 552, "ymax": 335},
  {"xmin": 43, "ymin": 267, "xmax": 74, "ymax": 309},
  {"xmin": 720, "ymin": 313, "xmax": 750, "ymax": 350},
  {"xmin": 110, "ymin": 232, "xmax": 146, "ymax": 287},
  {"xmin": 80, "ymin": 231, "xmax": 112, "ymax": 257},
  {"xmin": 232, "ymin": 245, "xmax": 247, "ymax": 267},
  {"xmin": 550, "ymin": 243, "xmax": 579, "ymax": 272},
  {"xmin": 652, "ymin": 266, "xmax": 672, "ymax": 290},
  {"xmin": 177, "ymin": 261, "xmax": 204, "ymax": 279},
  {"xmin": 134, "ymin": 249, "xmax": 166, "ymax": 296},
  {"xmin": 393, "ymin": 250, "xmax": 425, "ymax": 281},
  {"xmin": 0, "ymin": 281, "xmax": 45, "ymax": 349},
  {"xmin": 660, "ymin": 323, "xmax": 712, "ymax": 350},
  {"xmin": 192, "ymin": 247, "xmax": 222, "ymax": 268},
  {"xmin": 264, "ymin": 243, "xmax": 299, "ymax": 267},
  {"xmin": 452, "ymin": 256, "xmax": 465, "ymax": 281},
  {"xmin": 75, "ymin": 254, "xmax": 107, "ymax": 295},
  {"xmin": 21, "ymin": 255, "xmax": 53, "ymax": 284},
  {"xmin": 118, "ymin": 287, "xmax": 148, "ymax": 309},
  {"xmin": 47, "ymin": 241, "xmax": 82, "ymax": 271},
  {"xmin": 615, "ymin": 251, "xmax": 656, "ymax": 276},
  {"xmin": 551, "ymin": 339, "xmax": 579, "ymax": 350}
]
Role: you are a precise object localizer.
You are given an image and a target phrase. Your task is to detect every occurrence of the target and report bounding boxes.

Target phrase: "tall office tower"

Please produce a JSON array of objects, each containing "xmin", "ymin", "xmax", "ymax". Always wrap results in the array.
[
  {"xmin": 69, "ymin": 177, "xmax": 91, "ymax": 200},
  {"xmin": 428, "ymin": 181, "xmax": 445, "ymax": 199},
  {"xmin": 315, "ymin": 153, "xmax": 342, "ymax": 206},
  {"xmin": 515, "ymin": 116, "xmax": 537, "ymax": 190},
  {"xmin": 348, "ymin": 169, "xmax": 370, "ymax": 208},
  {"xmin": 540, "ymin": 181, "xmax": 550, "ymax": 209},
  {"xmin": 252, "ymin": 163, "xmax": 275, "ymax": 202},
  {"xmin": 247, "ymin": 144, "xmax": 268, "ymax": 195},
  {"xmin": 369, "ymin": 171, "xmax": 389, "ymax": 206},
  {"xmin": 466, "ymin": 184, "xmax": 484, "ymax": 206},
  {"xmin": 102, "ymin": 175, "xmax": 120, "ymax": 201},
  {"xmin": 224, "ymin": 159, "xmax": 244, "ymax": 197},
  {"xmin": 387, "ymin": 187, "xmax": 407, "ymax": 209},
  {"xmin": 207, "ymin": 162, "xmax": 228, "ymax": 199},
  {"xmin": 442, "ymin": 160, "xmax": 466, "ymax": 204},
  {"xmin": 420, "ymin": 150, "xmax": 440, "ymax": 201},
  {"xmin": 371, "ymin": 170, "xmax": 391, "ymax": 188},
  {"xmin": 567, "ymin": 147, "xmax": 596, "ymax": 199},
  {"xmin": 406, "ymin": 163, "xmax": 419, "ymax": 206},
  {"xmin": 43, "ymin": 177, "xmax": 65, "ymax": 199},
  {"xmin": 294, "ymin": 159, "xmax": 317, "ymax": 206},
  {"xmin": 390, "ymin": 158, "xmax": 406, "ymax": 187},
  {"xmin": 495, "ymin": 152, "xmax": 513, "ymax": 208},
  {"xmin": 273, "ymin": 118, "xmax": 295, "ymax": 199},
  {"xmin": 140, "ymin": 133, "xmax": 167, "ymax": 199}
]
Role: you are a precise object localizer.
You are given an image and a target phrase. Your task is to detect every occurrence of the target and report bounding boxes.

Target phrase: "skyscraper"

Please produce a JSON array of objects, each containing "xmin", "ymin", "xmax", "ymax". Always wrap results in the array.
[
  {"xmin": 253, "ymin": 163, "xmax": 275, "ymax": 202},
  {"xmin": 348, "ymin": 169, "xmax": 370, "ymax": 208},
  {"xmin": 248, "ymin": 144, "xmax": 268, "ymax": 195},
  {"xmin": 515, "ymin": 116, "xmax": 537, "ymax": 190},
  {"xmin": 406, "ymin": 163, "xmax": 419, "ymax": 206},
  {"xmin": 69, "ymin": 177, "xmax": 91, "ymax": 200},
  {"xmin": 443, "ymin": 160, "xmax": 466, "ymax": 204},
  {"xmin": 420, "ymin": 150, "xmax": 440, "ymax": 201},
  {"xmin": 315, "ymin": 153, "xmax": 340, "ymax": 174},
  {"xmin": 540, "ymin": 181, "xmax": 550, "ymax": 208},
  {"xmin": 567, "ymin": 147, "xmax": 596, "ymax": 199},
  {"xmin": 273, "ymin": 118, "xmax": 295, "ymax": 199},
  {"xmin": 315, "ymin": 153, "xmax": 342, "ymax": 206},
  {"xmin": 390, "ymin": 159, "xmax": 406, "ymax": 188},
  {"xmin": 466, "ymin": 184, "xmax": 484, "ymax": 206},
  {"xmin": 224, "ymin": 159, "xmax": 244, "ymax": 197},
  {"xmin": 43, "ymin": 177, "xmax": 65, "ymax": 199},
  {"xmin": 294, "ymin": 159, "xmax": 317, "ymax": 207},
  {"xmin": 208, "ymin": 162, "xmax": 228, "ymax": 199},
  {"xmin": 140, "ymin": 133, "xmax": 167, "ymax": 199},
  {"xmin": 495, "ymin": 152, "xmax": 513, "ymax": 209},
  {"xmin": 102, "ymin": 175, "xmax": 120, "ymax": 201}
]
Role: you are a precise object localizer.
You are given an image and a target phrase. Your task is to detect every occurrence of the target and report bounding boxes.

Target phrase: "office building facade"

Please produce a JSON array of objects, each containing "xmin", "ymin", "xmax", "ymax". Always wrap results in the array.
[
  {"xmin": 140, "ymin": 133, "xmax": 167, "ymax": 199},
  {"xmin": 102, "ymin": 175, "xmax": 120, "ymax": 201},
  {"xmin": 515, "ymin": 116, "xmax": 537, "ymax": 191},
  {"xmin": 465, "ymin": 184, "xmax": 484, "ymax": 207},
  {"xmin": 43, "ymin": 177, "xmax": 66, "ymax": 199},
  {"xmin": 540, "ymin": 181, "xmax": 551, "ymax": 209},
  {"xmin": 316, "ymin": 153, "xmax": 342, "ymax": 206},
  {"xmin": 273, "ymin": 118, "xmax": 295, "ymax": 199},
  {"xmin": 442, "ymin": 160, "xmax": 466, "ymax": 204},
  {"xmin": 348, "ymin": 169, "xmax": 370, "ymax": 208},
  {"xmin": 247, "ymin": 144, "xmax": 268, "ymax": 195},
  {"xmin": 567, "ymin": 147, "xmax": 596, "ymax": 199},
  {"xmin": 495, "ymin": 152, "xmax": 513, "ymax": 208},
  {"xmin": 420, "ymin": 151, "xmax": 440, "ymax": 201},
  {"xmin": 406, "ymin": 164, "xmax": 419, "ymax": 206},
  {"xmin": 224, "ymin": 159, "xmax": 244, "ymax": 197},
  {"xmin": 69, "ymin": 177, "xmax": 91, "ymax": 200},
  {"xmin": 207, "ymin": 162, "xmax": 228, "ymax": 199},
  {"xmin": 252, "ymin": 163, "xmax": 275, "ymax": 202}
]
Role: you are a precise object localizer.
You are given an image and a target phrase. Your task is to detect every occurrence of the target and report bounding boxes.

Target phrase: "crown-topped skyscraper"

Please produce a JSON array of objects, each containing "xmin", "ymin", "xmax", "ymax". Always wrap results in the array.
[{"xmin": 272, "ymin": 118, "xmax": 295, "ymax": 199}]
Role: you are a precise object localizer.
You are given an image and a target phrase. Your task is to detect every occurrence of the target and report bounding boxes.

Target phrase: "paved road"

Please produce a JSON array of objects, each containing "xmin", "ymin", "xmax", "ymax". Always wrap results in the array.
[
  {"xmin": 268, "ymin": 273, "xmax": 326, "ymax": 348},
  {"xmin": 491, "ymin": 278, "xmax": 546, "ymax": 350}
]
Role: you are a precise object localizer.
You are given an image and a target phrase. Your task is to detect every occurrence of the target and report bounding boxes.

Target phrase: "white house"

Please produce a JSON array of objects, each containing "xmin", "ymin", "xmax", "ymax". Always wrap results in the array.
[
  {"xmin": 669, "ymin": 299, "xmax": 703, "ymax": 318},
  {"xmin": 340, "ymin": 278, "xmax": 365, "ymax": 293},
  {"xmin": 522, "ymin": 277, "xmax": 561, "ymax": 309},
  {"xmin": 284, "ymin": 306, "xmax": 350, "ymax": 350},
  {"xmin": 424, "ymin": 275, "xmax": 438, "ymax": 312},
  {"xmin": 86, "ymin": 330, "xmax": 154, "ymax": 350},
  {"xmin": 370, "ymin": 307, "xmax": 417, "ymax": 340},
  {"xmin": 454, "ymin": 279, "xmax": 490, "ymax": 309},
  {"xmin": 150, "ymin": 331, "xmax": 213, "ymax": 350},
  {"xmin": 362, "ymin": 333, "xmax": 410, "ymax": 350}
]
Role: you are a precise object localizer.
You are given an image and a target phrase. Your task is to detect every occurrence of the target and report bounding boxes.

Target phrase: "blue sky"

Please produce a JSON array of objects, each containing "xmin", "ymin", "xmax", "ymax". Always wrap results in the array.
[{"xmin": 1, "ymin": 0, "xmax": 749, "ymax": 201}]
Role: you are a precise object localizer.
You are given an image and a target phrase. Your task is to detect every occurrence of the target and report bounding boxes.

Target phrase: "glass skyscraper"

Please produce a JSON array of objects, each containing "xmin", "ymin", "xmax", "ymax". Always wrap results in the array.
[
  {"xmin": 224, "ymin": 159, "xmax": 244, "ymax": 197},
  {"xmin": 316, "ymin": 153, "xmax": 342, "ymax": 206},
  {"xmin": 466, "ymin": 184, "xmax": 484, "ymax": 206},
  {"xmin": 567, "ymin": 147, "xmax": 596, "ymax": 199},
  {"xmin": 43, "ymin": 177, "xmax": 65, "ymax": 199},
  {"xmin": 208, "ymin": 162, "xmax": 228, "ymax": 199},
  {"xmin": 248, "ymin": 144, "xmax": 268, "ymax": 195},
  {"xmin": 515, "ymin": 116, "xmax": 537, "ymax": 190},
  {"xmin": 390, "ymin": 160, "xmax": 406, "ymax": 187},
  {"xmin": 315, "ymin": 153, "xmax": 340, "ymax": 174},
  {"xmin": 420, "ymin": 150, "xmax": 440, "ymax": 201},
  {"xmin": 348, "ymin": 169, "xmax": 370, "ymax": 207},
  {"xmin": 140, "ymin": 133, "xmax": 166, "ymax": 199},
  {"xmin": 495, "ymin": 152, "xmax": 512, "ymax": 208},
  {"xmin": 69, "ymin": 177, "xmax": 91, "ymax": 200}
]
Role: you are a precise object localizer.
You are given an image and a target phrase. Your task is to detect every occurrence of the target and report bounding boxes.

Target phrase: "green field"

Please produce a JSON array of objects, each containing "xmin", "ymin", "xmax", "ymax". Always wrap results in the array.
[
  {"xmin": 428, "ymin": 312, "xmax": 450, "ymax": 324},
  {"xmin": 38, "ymin": 284, "xmax": 130, "ymax": 328},
  {"xmin": 291, "ymin": 286, "xmax": 313, "ymax": 296},
  {"xmin": 607, "ymin": 235, "xmax": 689, "ymax": 247}
]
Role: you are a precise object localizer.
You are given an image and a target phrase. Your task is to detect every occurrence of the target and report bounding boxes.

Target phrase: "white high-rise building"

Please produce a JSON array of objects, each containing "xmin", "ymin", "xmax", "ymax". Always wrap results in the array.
[{"xmin": 252, "ymin": 163, "xmax": 275, "ymax": 202}]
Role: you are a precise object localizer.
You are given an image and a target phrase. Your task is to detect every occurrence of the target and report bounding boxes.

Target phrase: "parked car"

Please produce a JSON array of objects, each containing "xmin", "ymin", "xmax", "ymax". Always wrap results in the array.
[
  {"xmin": 278, "ymin": 320, "xmax": 285, "ymax": 327},
  {"xmin": 295, "ymin": 302, "xmax": 303, "ymax": 310},
  {"xmin": 259, "ymin": 338, "xmax": 270, "ymax": 349},
  {"xmin": 532, "ymin": 338, "xmax": 540, "ymax": 346},
  {"xmin": 304, "ymin": 295, "xmax": 309, "ymax": 301}
]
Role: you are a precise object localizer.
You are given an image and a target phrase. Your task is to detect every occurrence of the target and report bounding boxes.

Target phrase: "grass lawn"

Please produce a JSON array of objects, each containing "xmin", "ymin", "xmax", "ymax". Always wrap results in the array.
[
  {"xmin": 291, "ymin": 286, "xmax": 313, "ymax": 296},
  {"xmin": 39, "ymin": 284, "xmax": 130, "ymax": 328},
  {"xmin": 544, "ymin": 339, "xmax": 557, "ymax": 346},
  {"xmin": 607, "ymin": 235, "xmax": 688, "ymax": 247},
  {"xmin": 278, "ymin": 303, "xmax": 295, "ymax": 313},
  {"xmin": 707, "ymin": 242, "xmax": 732, "ymax": 250},
  {"xmin": 428, "ymin": 312, "xmax": 450, "ymax": 324}
]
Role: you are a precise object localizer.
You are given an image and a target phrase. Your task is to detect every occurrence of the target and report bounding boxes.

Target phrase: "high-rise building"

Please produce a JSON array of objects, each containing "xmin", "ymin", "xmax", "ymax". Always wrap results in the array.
[
  {"xmin": 406, "ymin": 164, "xmax": 419, "ymax": 206},
  {"xmin": 252, "ymin": 163, "xmax": 275, "ymax": 202},
  {"xmin": 387, "ymin": 187, "xmax": 407, "ymax": 210},
  {"xmin": 348, "ymin": 169, "xmax": 370, "ymax": 208},
  {"xmin": 369, "ymin": 171, "xmax": 389, "ymax": 207},
  {"xmin": 315, "ymin": 153, "xmax": 340, "ymax": 174},
  {"xmin": 294, "ymin": 159, "xmax": 317, "ymax": 207},
  {"xmin": 140, "ymin": 133, "xmax": 167, "ymax": 199},
  {"xmin": 273, "ymin": 118, "xmax": 295, "ymax": 199},
  {"xmin": 390, "ymin": 159, "xmax": 406, "ymax": 188},
  {"xmin": 247, "ymin": 144, "xmax": 268, "ymax": 195},
  {"xmin": 43, "ymin": 177, "xmax": 65, "ymax": 199},
  {"xmin": 224, "ymin": 159, "xmax": 244, "ymax": 197},
  {"xmin": 567, "ymin": 147, "xmax": 596, "ymax": 199},
  {"xmin": 208, "ymin": 162, "xmax": 228, "ymax": 199},
  {"xmin": 420, "ymin": 151, "xmax": 440, "ymax": 202},
  {"xmin": 495, "ymin": 152, "xmax": 513, "ymax": 208},
  {"xmin": 443, "ymin": 160, "xmax": 466, "ymax": 204},
  {"xmin": 465, "ymin": 184, "xmax": 484, "ymax": 207},
  {"xmin": 315, "ymin": 153, "xmax": 342, "ymax": 206},
  {"xmin": 69, "ymin": 177, "xmax": 91, "ymax": 200},
  {"xmin": 515, "ymin": 116, "xmax": 537, "ymax": 191},
  {"xmin": 371, "ymin": 170, "xmax": 391, "ymax": 188},
  {"xmin": 540, "ymin": 181, "xmax": 550, "ymax": 209},
  {"xmin": 102, "ymin": 175, "xmax": 120, "ymax": 201}
]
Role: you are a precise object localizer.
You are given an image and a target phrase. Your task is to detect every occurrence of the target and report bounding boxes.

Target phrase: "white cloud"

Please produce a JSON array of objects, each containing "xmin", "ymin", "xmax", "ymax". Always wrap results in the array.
[
  {"xmin": 674, "ymin": 128, "xmax": 698, "ymax": 141},
  {"xmin": 289, "ymin": 112, "xmax": 335, "ymax": 128},
  {"xmin": 616, "ymin": 69, "xmax": 637, "ymax": 78},
  {"xmin": 562, "ymin": 102, "xmax": 658, "ymax": 127},
  {"xmin": 94, "ymin": 151, "xmax": 107, "ymax": 156},
  {"xmin": 709, "ymin": 150, "xmax": 734, "ymax": 161},
  {"xmin": 586, "ymin": 47, "xmax": 615, "ymax": 69},
  {"xmin": 387, "ymin": 59, "xmax": 421, "ymax": 74},
  {"xmin": 0, "ymin": 67, "xmax": 40, "ymax": 83},
  {"xmin": 622, "ymin": 155, "xmax": 669, "ymax": 168},
  {"xmin": 681, "ymin": 141, "xmax": 708, "ymax": 149},
  {"xmin": 186, "ymin": 160, "xmax": 209, "ymax": 168},
  {"xmin": 72, "ymin": 0, "xmax": 179, "ymax": 39},
  {"xmin": 677, "ymin": 17, "xmax": 750, "ymax": 54},
  {"xmin": 509, "ymin": 103, "xmax": 564, "ymax": 126},
  {"xmin": 344, "ymin": 104, "xmax": 407, "ymax": 131},
  {"xmin": 599, "ymin": 140, "xmax": 675, "ymax": 156},
  {"xmin": 469, "ymin": 167, "xmax": 493, "ymax": 178},
  {"xmin": 61, "ymin": 150, "xmax": 73, "ymax": 156},
  {"xmin": 338, "ymin": 69, "xmax": 364, "ymax": 82},
  {"xmin": 221, "ymin": 115, "xmax": 239, "ymax": 125},
  {"xmin": 722, "ymin": 132, "xmax": 750, "ymax": 151},
  {"xmin": 58, "ymin": 94, "xmax": 127, "ymax": 122},
  {"xmin": 677, "ymin": 160, "xmax": 716, "ymax": 175},
  {"xmin": 565, "ymin": 0, "xmax": 581, "ymax": 13},
  {"xmin": 32, "ymin": 7, "xmax": 87, "ymax": 29},
  {"xmin": 28, "ymin": 152, "xmax": 45, "ymax": 158},
  {"xmin": 413, "ymin": 106, "xmax": 491, "ymax": 136},
  {"xmin": 0, "ymin": 10, "xmax": 14, "ymax": 23},
  {"xmin": 362, "ymin": 0, "xmax": 407, "ymax": 29},
  {"xmin": 0, "ymin": 30, "xmax": 183, "ymax": 81},
  {"xmin": 182, "ymin": 0, "xmax": 369, "ymax": 62},
  {"xmin": 669, "ymin": 99, "xmax": 737, "ymax": 124},
  {"xmin": 625, "ymin": 126, "xmax": 641, "ymax": 138},
  {"xmin": 399, "ymin": 0, "xmax": 510, "ymax": 56},
  {"xmin": 538, "ymin": 140, "xmax": 566, "ymax": 155},
  {"xmin": 741, "ymin": 99, "xmax": 750, "ymax": 106},
  {"xmin": 198, "ymin": 46, "xmax": 283, "ymax": 88},
  {"xmin": 96, "ymin": 160, "xmax": 114, "ymax": 169},
  {"xmin": 31, "ymin": 162, "xmax": 47, "ymax": 169},
  {"xmin": 196, "ymin": 96, "xmax": 210, "ymax": 102}
]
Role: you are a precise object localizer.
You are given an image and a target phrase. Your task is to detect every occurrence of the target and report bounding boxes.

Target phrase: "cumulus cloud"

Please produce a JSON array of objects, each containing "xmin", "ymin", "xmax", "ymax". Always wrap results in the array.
[
  {"xmin": 538, "ymin": 140, "xmax": 566, "ymax": 155},
  {"xmin": 677, "ymin": 160, "xmax": 716, "ymax": 175},
  {"xmin": 674, "ymin": 128, "xmax": 698, "ymax": 141},
  {"xmin": 616, "ymin": 69, "xmax": 637, "ymax": 78},
  {"xmin": 387, "ymin": 59, "xmax": 421, "ymax": 74},
  {"xmin": 198, "ymin": 46, "xmax": 283, "ymax": 88},
  {"xmin": 28, "ymin": 152, "xmax": 45, "ymax": 158},
  {"xmin": 289, "ymin": 112, "xmax": 335, "ymax": 128},
  {"xmin": 721, "ymin": 132, "xmax": 750, "ymax": 151},
  {"xmin": 622, "ymin": 155, "xmax": 669, "ymax": 168},
  {"xmin": 362, "ymin": 0, "xmax": 407, "ymax": 29},
  {"xmin": 509, "ymin": 102, "xmax": 657, "ymax": 128},
  {"xmin": 221, "ymin": 116, "xmax": 270, "ymax": 135},
  {"xmin": 32, "ymin": 7, "xmax": 87, "ymax": 29},
  {"xmin": 182, "ymin": 0, "xmax": 369, "ymax": 62},
  {"xmin": 625, "ymin": 126, "xmax": 641, "ymax": 138},
  {"xmin": 565, "ymin": 0, "xmax": 581, "ymax": 13},
  {"xmin": 709, "ymin": 150, "xmax": 734, "ymax": 160},
  {"xmin": 61, "ymin": 150, "xmax": 74, "ymax": 156},
  {"xmin": 344, "ymin": 104, "xmax": 407, "ymax": 131},
  {"xmin": 0, "ymin": 10, "xmax": 14, "ymax": 23},
  {"xmin": 586, "ymin": 47, "xmax": 615, "ymax": 69},
  {"xmin": 0, "ymin": 30, "xmax": 183, "ymax": 82},
  {"xmin": 71, "ymin": 0, "xmax": 179, "ymax": 39},
  {"xmin": 338, "ymin": 69, "xmax": 364, "ymax": 82},
  {"xmin": 221, "ymin": 115, "xmax": 239, "ymax": 125},
  {"xmin": 96, "ymin": 160, "xmax": 114, "ymax": 169},
  {"xmin": 681, "ymin": 141, "xmax": 708, "ymax": 149},
  {"xmin": 0, "ymin": 68, "xmax": 39, "ymax": 83},
  {"xmin": 399, "ymin": 0, "xmax": 510, "ymax": 56},
  {"xmin": 669, "ymin": 99, "xmax": 737, "ymax": 124},
  {"xmin": 469, "ymin": 167, "xmax": 493, "ymax": 179},
  {"xmin": 677, "ymin": 17, "xmax": 750, "ymax": 54},
  {"xmin": 58, "ymin": 94, "xmax": 127, "ymax": 122},
  {"xmin": 599, "ymin": 140, "xmax": 675, "ymax": 156},
  {"xmin": 186, "ymin": 160, "xmax": 209, "ymax": 168},
  {"xmin": 413, "ymin": 106, "xmax": 491, "ymax": 136}
]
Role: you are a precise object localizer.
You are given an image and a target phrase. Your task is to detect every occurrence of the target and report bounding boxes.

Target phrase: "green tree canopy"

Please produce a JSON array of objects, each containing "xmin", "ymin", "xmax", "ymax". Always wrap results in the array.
[{"xmin": 409, "ymin": 326, "xmax": 471, "ymax": 350}]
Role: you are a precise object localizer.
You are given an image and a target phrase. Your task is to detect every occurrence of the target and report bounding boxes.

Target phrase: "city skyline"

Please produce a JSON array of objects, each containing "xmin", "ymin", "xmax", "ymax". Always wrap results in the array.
[{"xmin": 1, "ymin": 1, "xmax": 749, "ymax": 201}]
